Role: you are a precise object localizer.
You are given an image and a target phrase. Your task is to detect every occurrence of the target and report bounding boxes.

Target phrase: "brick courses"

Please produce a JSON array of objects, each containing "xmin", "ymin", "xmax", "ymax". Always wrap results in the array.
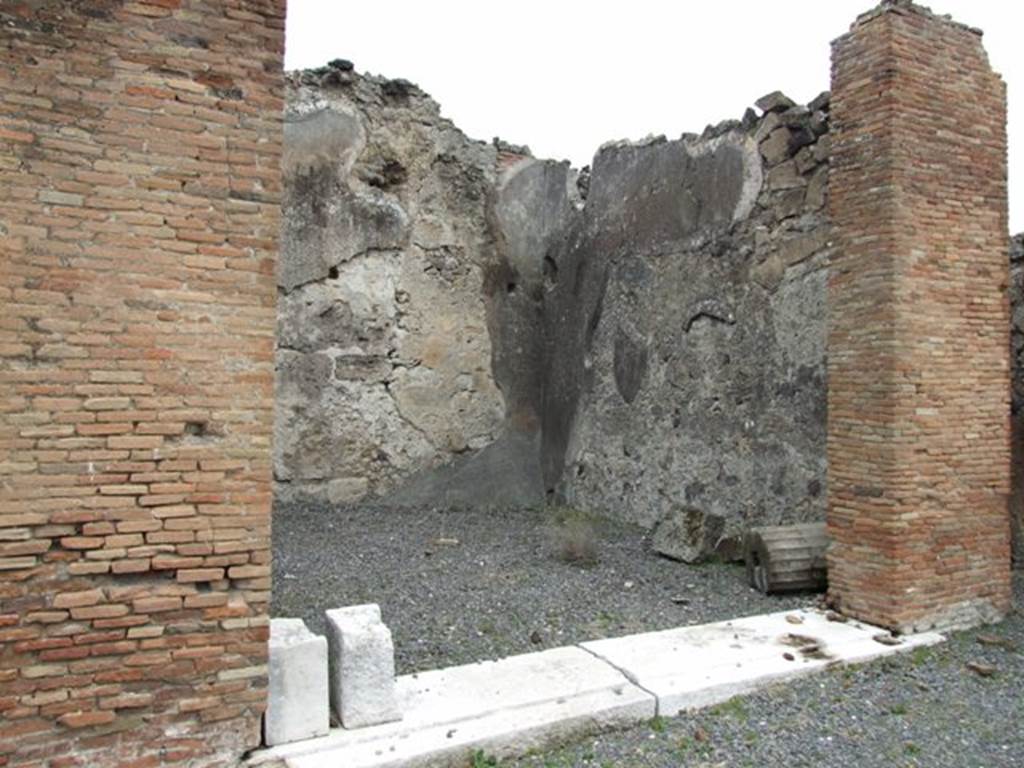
[
  {"xmin": 827, "ymin": 0, "xmax": 1012, "ymax": 631},
  {"xmin": 0, "ymin": 1, "xmax": 284, "ymax": 765},
  {"xmin": 0, "ymin": 0, "xmax": 1016, "ymax": 764}
]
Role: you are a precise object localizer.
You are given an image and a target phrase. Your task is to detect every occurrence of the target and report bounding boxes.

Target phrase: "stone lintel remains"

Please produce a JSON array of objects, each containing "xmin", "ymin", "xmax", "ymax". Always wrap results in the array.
[{"xmin": 827, "ymin": 0, "xmax": 1012, "ymax": 631}]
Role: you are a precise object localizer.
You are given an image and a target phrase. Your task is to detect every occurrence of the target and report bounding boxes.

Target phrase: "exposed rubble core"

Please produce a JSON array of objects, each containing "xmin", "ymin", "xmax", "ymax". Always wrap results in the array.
[
  {"xmin": 277, "ymin": 64, "xmax": 833, "ymax": 559},
  {"xmin": 546, "ymin": 106, "xmax": 831, "ymax": 548}
]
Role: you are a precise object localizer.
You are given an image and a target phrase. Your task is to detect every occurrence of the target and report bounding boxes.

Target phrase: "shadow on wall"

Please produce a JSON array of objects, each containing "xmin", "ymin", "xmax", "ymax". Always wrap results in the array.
[
  {"xmin": 272, "ymin": 64, "xmax": 832, "ymax": 563},
  {"xmin": 273, "ymin": 60, "xmax": 1022, "ymax": 566}
]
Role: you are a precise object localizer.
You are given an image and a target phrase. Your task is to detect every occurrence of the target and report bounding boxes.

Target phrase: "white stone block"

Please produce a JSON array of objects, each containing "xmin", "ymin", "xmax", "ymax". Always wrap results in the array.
[
  {"xmin": 251, "ymin": 646, "xmax": 654, "ymax": 768},
  {"xmin": 582, "ymin": 609, "xmax": 944, "ymax": 717},
  {"xmin": 326, "ymin": 604, "xmax": 402, "ymax": 729},
  {"xmin": 265, "ymin": 618, "xmax": 330, "ymax": 746}
]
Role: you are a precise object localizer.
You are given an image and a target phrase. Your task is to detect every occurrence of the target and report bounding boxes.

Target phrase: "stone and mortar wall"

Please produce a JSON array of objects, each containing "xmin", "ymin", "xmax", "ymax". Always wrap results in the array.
[
  {"xmin": 827, "ymin": 0, "xmax": 1012, "ymax": 631},
  {"xmin": 542, "ymin": 99, "xmax": 832, "ymax": 555},
  {"xmin": 278, "ymin": 67, "xmax": 834, "ymax": 557},
  {"xmin": 278, "ymin": 8, "xmax": 1021, "ymax": 576},
  {"xmin": 276, "ymin": 66, "xmax": 508, "ymax": 508},
  {"xmin": 0, "ymin": 2, "xmax": 283, "ymax": 766}
]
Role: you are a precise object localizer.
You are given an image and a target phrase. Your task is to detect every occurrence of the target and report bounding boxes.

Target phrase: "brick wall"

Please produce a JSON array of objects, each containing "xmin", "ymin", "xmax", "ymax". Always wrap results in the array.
[
  {"xmin": 827, "ymin": 0, "xmax": 1011, "ymax": 631},
  {"xmin": 0, "ymin": 2, "xmax": 284, "ymax": 766}
]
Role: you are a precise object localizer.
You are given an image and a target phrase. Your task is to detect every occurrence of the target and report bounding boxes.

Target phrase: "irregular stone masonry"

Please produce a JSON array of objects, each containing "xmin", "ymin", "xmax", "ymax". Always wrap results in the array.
[
  {"xmin": 0, "ymin": 1, "xmax": 284, "ymax": 766},
  {"xmin": 276, "ymin": 5, "xmax": 1021, "ymax": 576},
  {"xmin": 277, "ymin": 67, "xmax": 834, "ymax": 555},
  {"xmin": 827, "ymin": 0, "xmax": 1012, "ymax": 630},
  {"xmin": 276, "ymin": 69, "xmax": 506, "ymax": 509},
  {"xmin": 277, "ymin": 18, "xmax": 1023, "ymax": 568}
]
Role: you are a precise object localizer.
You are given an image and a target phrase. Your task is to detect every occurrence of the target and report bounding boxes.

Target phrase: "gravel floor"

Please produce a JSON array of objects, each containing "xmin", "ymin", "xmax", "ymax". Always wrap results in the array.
[
  {"xmin": 506, "ymin": 572, "xmax": 1024, "ymax": 768},
  {"xmin": 271, "ymin": 502, "xmax": 808, "ymax": 674},
  {"xmin": 272, "ymin": 502, "xmax": 1023, "ymax": 767}
]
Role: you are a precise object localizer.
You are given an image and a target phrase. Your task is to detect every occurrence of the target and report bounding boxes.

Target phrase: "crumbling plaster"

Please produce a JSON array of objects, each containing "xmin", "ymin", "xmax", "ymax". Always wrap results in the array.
[
  {"xmin": 275, "ymin": 65, "xmax": 838, "ymax": 560},
  {"xmin": 275, "ymin": 62, "xmax": 1023, "ymax": 563}
]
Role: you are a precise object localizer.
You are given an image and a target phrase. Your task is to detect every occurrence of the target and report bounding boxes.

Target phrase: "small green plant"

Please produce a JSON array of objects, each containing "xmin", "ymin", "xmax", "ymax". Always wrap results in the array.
[
  {"xmin": 477, "ymin": 619, "xmax": 497, "ymax": 637},
  {"xmin": 649, "ymin": 715, "xmax": 666, "ymax": 733},
  {"xmin": 889, "ymin": 702, "xmax": 909, "ymax": 716},
  {"xmin": 911, "ymin": 646, "xmax": 932, "ymax": 667},
  {"xmin": 549, "ymin": 506, "xmax": 600, "ymax": 566},
  {"xmin": 470, "ymin": 749, "xmax": 498, "ymax": 768},
  {"xmin": 674, "ymin": 736, "xmax": 692, "ymax": 756},
  {"xmin": 710, "ymin": 696, "xmax": 748, "ymax": 720}
]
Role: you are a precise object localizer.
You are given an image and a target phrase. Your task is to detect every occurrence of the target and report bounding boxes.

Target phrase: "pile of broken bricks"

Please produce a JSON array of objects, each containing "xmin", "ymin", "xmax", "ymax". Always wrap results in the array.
[{"xmin": 265, "ymin": 604, "xmax": 400, "ymax": 746}]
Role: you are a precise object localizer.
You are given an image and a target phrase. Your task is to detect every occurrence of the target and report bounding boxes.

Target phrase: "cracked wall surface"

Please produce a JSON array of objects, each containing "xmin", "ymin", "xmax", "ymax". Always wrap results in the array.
[
  {"xmin": 276, "ymin": 65, "xmax": 834, "ymax": 559},
  {"xmin": 276, "ymin": 67, "xmax": 506, "ymax": 507},
  {"xmin": 544, "ymin": 101, "xmax": 832, "ymax": 555},
  {"xmin": 277, "ymin": 50, "xmax": 1021, "ymax": 566}
]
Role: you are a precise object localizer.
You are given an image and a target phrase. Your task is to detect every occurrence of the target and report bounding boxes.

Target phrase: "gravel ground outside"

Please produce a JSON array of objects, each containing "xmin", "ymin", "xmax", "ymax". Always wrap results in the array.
[
  {"xmin": 505, "ymin": 573, "xmax": 1024, "ymax": 768},
  {"xmin": 272, "ymin": 502, "xmax": 1023, "ymax": 767}
]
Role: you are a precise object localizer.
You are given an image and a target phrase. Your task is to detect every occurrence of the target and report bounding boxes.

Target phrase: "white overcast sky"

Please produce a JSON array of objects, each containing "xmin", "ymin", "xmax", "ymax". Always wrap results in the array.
[{"xmin": 285, "ymin": 1, "xmax": 1023, "ymax": 232}]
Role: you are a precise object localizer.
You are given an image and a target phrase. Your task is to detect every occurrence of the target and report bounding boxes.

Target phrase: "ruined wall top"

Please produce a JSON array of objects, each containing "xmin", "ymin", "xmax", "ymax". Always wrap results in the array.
[{"xmin": 849, "ymin": 0, "xmax": 986, "ymax": 38}]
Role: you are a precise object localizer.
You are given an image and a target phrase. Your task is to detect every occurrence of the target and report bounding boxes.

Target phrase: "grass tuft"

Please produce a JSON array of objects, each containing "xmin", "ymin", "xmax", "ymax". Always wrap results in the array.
[{"xmin": 550, "ymin": 506, "xmax": 600, "ymax": 566}]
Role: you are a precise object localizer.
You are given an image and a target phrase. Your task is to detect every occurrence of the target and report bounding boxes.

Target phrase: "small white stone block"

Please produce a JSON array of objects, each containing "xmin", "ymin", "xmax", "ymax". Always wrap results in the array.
[
  {"xmin": 326, "ymin": 603, "xmax": 402, "ymax": 729},
  {"xmin": 265, "ymin": 618, "xmax": 330, "ymax": 746}
]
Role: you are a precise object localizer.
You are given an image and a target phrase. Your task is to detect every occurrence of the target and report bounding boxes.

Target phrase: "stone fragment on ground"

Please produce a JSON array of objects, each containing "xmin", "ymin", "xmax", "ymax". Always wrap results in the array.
[
  {"xmin": 650, "ymin": 507, "xmax": 726, "ymax": 564},
  {"xmin": 965, "ymin": 660, "xmax": 997, "ymax": 677}
]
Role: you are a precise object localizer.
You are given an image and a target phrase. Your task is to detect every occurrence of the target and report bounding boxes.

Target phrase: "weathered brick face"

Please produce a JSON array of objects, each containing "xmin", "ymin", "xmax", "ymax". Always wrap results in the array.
[
  {"xmin": 827, "ymin": 0, "xmax": 1011, "ymax": 631},
  {"xmin": 0, "ymin": 1, "xmax": 284, "ymax": 766}
]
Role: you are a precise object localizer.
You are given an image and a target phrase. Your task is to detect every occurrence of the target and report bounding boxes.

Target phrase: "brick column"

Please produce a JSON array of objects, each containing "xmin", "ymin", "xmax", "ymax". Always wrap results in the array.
[
  {"xmin": 0, "ymin": 1, "xmax": 284, "ymax": 765},
  {"xmin": 827, "ymin": 0, "xmax": 1011, "ymax": 631}
]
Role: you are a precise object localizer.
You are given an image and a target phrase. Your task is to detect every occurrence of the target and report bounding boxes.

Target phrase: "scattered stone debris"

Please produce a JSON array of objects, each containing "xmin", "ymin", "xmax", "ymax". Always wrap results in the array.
[
  {"xmin": 755, "ymin": 90, "xmax": 797, "ymax": 113},
  {"xmin": 965, "ymin": 660, "xmax": 997, "ymax": 678},
  {"xmin": 873, "ymin": 634, "xmax": 903, "ymax": 647},
  {"xmin": 977, "ymin": 633, "xmax": 1014, "ymax": 650}
]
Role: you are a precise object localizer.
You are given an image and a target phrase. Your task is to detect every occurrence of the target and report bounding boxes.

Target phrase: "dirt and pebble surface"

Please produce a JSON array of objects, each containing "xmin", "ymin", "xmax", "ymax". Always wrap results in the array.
[
  {"xmin": 505, "ymin": 572, "xmax": 1024, "ymax": 768},
  {"xmin": 271, "ymin": 501, "xmax": 808, "ymax": 674}
]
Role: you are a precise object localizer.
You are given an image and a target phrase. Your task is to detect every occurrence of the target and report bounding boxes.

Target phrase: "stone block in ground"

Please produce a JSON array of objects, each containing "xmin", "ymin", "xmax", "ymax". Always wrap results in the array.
[
  {"xmin": 581, "ymin": 609, "xmax": 944, "ymax": 717},
  {"xmin": 265, "ymin": 619, "xmax": 330, "ymax": 746},
  {"xmin": 250, "ymin": 646, "xmax": 655, "ymax": 768},
  {"xmin": 326, "ymin": 604, "xmax": 401, "ymax": 728}
]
